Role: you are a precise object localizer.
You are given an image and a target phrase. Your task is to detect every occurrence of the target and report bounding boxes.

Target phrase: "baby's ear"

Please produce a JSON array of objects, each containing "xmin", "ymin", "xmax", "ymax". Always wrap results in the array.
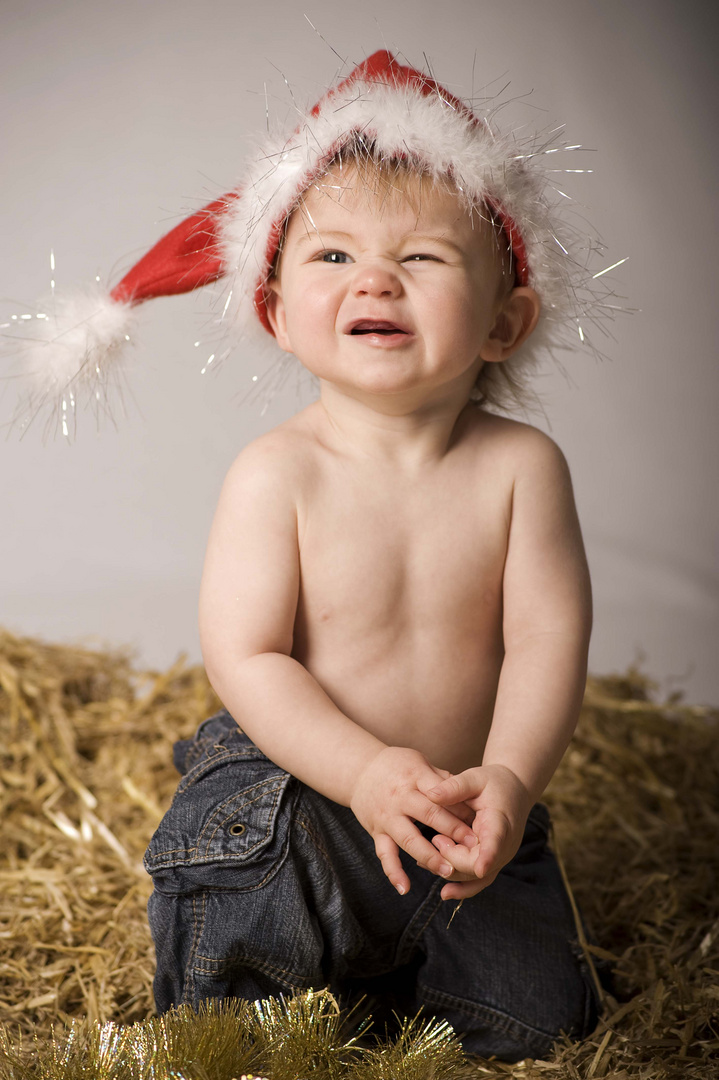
[
  {"xmin": 264, "ymin": 281, "xmax": 294, "ymax": 354},
  {"xmin": 480, "ymin": 287, "xmax": 541, "ymax": 364}
]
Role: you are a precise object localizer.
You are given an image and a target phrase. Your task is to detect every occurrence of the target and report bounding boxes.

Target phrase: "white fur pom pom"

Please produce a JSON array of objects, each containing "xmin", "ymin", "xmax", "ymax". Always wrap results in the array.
[{"xmin": 2, "ymin": 285, "xmax": 137, "ymax": 439}]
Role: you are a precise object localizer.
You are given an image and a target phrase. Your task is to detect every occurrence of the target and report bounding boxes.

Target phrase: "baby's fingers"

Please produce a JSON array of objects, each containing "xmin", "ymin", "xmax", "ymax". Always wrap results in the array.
[
  {"xmin": 431, "ymin": 834, "xmax": 478, "ymax": 878},
  {"xmin": 417, "ymin": 773, "xmax": 474, "ymax": 828},
  {"xmin": 389, "ymin": 820, "xmax": 455, "ymax": 880},
  {"xmin": 374, "ymin": 834, "xmax": 410, "ymax": 896},
  {"xmin": 431, "ymin": 836, "xmax": 500, "ymax": 899},
  {"xmin": 440, "ymin": 871, "xmax": 499, "ymax": 902},
  {"xmin": 418, "ymin": 800, "xmax": 475, "ymax": 845},
  {"xmin": 473, "ymin": 808, "xmax": 511, "ymax": 877},
  {"xmin": 426, "ymin": 768, "xmax": 482, "ymax": 807}
]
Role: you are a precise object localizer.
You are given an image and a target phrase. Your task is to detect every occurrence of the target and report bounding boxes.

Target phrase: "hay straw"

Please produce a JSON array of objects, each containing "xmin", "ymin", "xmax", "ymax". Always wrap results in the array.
[
  {"xmin": 0, "ymin": 629, "xmax": 219, "ymax": 1036},
  {"xmin": 0, "ymin": 630, "xmax": 717, "ymax": 1078}
]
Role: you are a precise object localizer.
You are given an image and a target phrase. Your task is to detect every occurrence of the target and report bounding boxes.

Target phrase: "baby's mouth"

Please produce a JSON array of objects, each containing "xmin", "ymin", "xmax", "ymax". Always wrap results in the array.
[{"xmin": 348, "ymin": 320, "xmax": 409, "ymax": 336}]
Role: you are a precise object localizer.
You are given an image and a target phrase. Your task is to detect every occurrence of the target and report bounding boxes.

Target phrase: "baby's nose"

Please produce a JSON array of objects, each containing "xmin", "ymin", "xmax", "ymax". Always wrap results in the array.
[{"xmin": 351, "ymin": 261, "xmax": 401, "ymax": 298}]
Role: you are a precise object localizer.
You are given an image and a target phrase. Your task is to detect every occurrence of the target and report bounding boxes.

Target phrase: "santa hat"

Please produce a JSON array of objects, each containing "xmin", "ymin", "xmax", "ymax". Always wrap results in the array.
[{"xmin": 4, "ymin": 50, "xmax": 616, "ymax": 437}]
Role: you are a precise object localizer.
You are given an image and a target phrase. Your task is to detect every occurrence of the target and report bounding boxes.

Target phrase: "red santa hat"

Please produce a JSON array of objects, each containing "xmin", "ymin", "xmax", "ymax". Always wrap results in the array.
[{"xmin": 5, "ymin": 50, "xmax": 613, "ymax": 437}]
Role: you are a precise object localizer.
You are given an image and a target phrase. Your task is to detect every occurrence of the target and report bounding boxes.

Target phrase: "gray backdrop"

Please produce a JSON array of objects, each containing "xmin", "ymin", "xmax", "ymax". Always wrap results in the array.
[{"xmin": 2, "ymin": 0, "xmax": 717, "ymax": 703}]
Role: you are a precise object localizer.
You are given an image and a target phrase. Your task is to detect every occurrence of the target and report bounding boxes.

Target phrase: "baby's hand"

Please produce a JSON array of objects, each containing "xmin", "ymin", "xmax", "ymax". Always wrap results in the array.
[
  {"xmin": 350, "ymin": 746, "xmax": 476, "ymax": 896},
  {"xmin": 426, "ymin": 764, "xmax": 532, "ymax": 900}
]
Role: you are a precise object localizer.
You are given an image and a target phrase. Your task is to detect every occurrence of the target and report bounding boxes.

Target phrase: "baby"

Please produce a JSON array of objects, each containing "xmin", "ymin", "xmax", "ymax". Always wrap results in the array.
[{"xmin": 137, "ymin": 52, "xmax": 605, "ymax": 1061}]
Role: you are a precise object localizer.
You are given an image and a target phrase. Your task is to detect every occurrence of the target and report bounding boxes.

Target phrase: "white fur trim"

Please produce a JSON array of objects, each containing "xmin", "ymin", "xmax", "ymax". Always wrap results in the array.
[
  {"xmin": 217, "ymin": 75, "xmax": 606, "ymax": 401},
  {"xmin": 3, "ymin": 285, "xmax": 137, "ymax": 438}
]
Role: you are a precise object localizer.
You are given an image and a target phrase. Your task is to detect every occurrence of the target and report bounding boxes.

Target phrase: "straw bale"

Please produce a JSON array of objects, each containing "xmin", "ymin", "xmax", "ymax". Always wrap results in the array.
[{"xmin": 0, "ymin": 631, "xmax": 717, "ymax": 1078}]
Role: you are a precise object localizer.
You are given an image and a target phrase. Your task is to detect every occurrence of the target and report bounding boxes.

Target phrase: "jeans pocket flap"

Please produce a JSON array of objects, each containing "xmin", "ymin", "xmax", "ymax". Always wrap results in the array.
[{"xmin": 144, "ymin": 757, "xmax": 292, "ymax": 883}]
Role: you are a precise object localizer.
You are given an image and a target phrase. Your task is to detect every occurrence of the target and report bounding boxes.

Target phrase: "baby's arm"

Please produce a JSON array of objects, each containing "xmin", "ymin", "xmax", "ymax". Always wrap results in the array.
[
  {"xmin": 428, "ymin": 429, "xmax": 592, "ymax": 900},
  {"xmin": 199, "ymin": 437, "xmax": 474, "ymax": 893}
]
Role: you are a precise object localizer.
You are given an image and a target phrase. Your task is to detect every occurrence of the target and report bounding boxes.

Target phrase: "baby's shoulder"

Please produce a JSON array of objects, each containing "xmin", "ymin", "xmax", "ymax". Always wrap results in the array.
[
  {"xmin": 222, "ymin": 412, "xmax": 318, "ymax": 499},
  {"xmin": 468, "ymin": 410, "xmax": 568, "ymax": 474}
]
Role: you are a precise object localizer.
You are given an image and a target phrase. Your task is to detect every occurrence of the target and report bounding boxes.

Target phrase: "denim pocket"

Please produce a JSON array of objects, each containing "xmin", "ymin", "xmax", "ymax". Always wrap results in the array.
[{"xmin": 144, "ymin": 718, "xmax": 294, "ymax": 893}]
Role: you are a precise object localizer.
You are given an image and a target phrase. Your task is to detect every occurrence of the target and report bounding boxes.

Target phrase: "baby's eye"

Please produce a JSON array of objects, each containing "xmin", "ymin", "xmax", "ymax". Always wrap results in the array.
[
  {"xmin": 319, "ymin": 250, "xmax": 352, "ymax": 264},
  {"xmin": 403, "ymin": 253, "xmax": 441, "ymax": 263}
]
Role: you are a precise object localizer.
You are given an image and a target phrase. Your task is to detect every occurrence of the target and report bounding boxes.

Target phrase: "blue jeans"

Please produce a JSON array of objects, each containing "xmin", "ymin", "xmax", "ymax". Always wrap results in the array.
[{"xmin": 144, "ymin": 710, "xmax": 601, "ymax": 1061}]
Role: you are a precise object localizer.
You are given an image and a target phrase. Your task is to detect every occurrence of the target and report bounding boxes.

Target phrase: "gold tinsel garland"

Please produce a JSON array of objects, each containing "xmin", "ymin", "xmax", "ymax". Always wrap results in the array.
[
  {"xmin": 0, "ymin": 990, "xmax": 466, "ymax": 1080},
  {"xmin": 0, "ymin": 629, "xmax": 718, "ymax": 1079}
]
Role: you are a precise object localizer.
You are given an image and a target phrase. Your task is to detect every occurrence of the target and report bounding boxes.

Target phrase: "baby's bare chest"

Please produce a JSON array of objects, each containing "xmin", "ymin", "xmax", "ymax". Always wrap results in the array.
[{"xmin": 295, "ymin": 465, "xmax": 511, "ymax": 644}]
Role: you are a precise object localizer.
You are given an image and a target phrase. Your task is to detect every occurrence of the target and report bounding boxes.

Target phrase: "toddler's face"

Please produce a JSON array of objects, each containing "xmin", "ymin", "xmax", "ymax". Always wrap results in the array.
[{"xmin": 266, "ymin": 166, "xmax": 516, "ymax": 404}]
